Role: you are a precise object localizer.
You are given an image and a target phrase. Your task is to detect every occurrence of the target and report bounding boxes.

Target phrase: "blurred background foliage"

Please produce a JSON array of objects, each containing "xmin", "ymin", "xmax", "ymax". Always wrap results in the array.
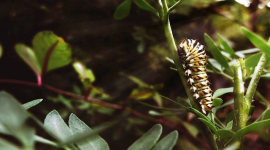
[{"xmin": 1, "ymin": 0, "xmax": 270, "ymax": 149}]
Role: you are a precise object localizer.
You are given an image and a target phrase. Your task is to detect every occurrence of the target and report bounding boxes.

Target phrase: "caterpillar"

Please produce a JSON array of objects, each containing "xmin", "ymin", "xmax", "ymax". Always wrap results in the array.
[{"xmin": 178, "ymin": 39, "xmax": 213, "ymax": 115}]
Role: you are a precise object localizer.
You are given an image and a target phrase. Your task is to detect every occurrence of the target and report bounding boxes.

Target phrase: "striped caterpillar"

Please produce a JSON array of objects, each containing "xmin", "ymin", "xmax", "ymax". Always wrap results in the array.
[{"xmin": 178, "ymin": 39, "xmax": 213, "ymax": 115}]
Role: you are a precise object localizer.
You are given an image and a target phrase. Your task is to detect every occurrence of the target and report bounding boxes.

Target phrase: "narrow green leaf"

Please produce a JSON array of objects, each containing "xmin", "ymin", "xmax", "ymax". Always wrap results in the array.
[
  {"xmin": 224, "ymin": 141, "xmax": 240, "ymax": 150},
  {"xmin": 217, "ymin": 34, "xmax": 235, "ymax": 57},
  {"xmin": 73, "ymin": 62, "xmax": 95, "ymax": 88},
  {"xmin": 188, "ymin": 107, "xmax": 209, "ymax": 121},
  {"xmin": 113, "ymin": 0, "xmax": 132, "ymax": 20},
  {"xmin": 198, "ymin": 118, "xmax": 217, "ymax": 133},
  {"xmin": 232, "ymin": 118, "xmax": 270, "ymax": 141},
  {"xmin": 152, "ymin": 131, "xmax": 178, "ymax": 150},
  {"xmin": 216, "ymin": 129, "xmax": 235, "ymax": 139},
  {"xmin": 32, "ymin": 31, "xmax": 72, "ymax": 72},
  {"xmin": 44, "ymin": 110, "xmax": 72, "ymax": 142},
  {"xmin": 213, "ymin": 87, "xmax": 233, "ymax": 98},
  {"xmin": 204, "ymin": 34, "xmax": 232, "ymax": 73},
  {"xmin": 127, "ymin": 124, "xmax": 162, "ymax": 150},
  {"xmin": 241, "ymin": 27, "xmax": 270, "ymax": 56},
  {"xmin": 213, "ymin": 98, "xmax": 223, "ymax": 107},
  {"xmin": 69, "ymin": 114, "xmax": 110, "ymax": 150},
  {"xmin": 22, "ymin": 99, "xmax": 43, "ymax": 109},
  {"xmin": 0, "ymin": 137, "xmax": 20, "ymax": 150},
  {"xmin": 245, "ymin": 53, "xmax": 262, "ymax": 69},
  {"xmin": 15, "ymin": 44, "xmax": 42, "ymax": 75},
  {"xmin": 134, "ymin": 0, "xmax": 156, "ymax": 13}
]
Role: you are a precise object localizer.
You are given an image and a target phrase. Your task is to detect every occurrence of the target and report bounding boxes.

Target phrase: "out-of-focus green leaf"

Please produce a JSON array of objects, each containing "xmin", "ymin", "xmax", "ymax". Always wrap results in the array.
[
  {"xmin": 225, "ymin": 111, "xmax": 234, "ymax": 124},
  {"xmin": 0, "ymin": 91, "xmax": 35, "ymax": 148},
  {"xmin": 127, "ymin": 124, "xmax": 162, "ymax": 150},
  {"xmin": 153, "ymin": 92, "xmax": 162, "ymax": 107},
  {"xmin": 225, "ymin": 121, "xmax": 233, "ymax": 130},
  {"xmin": 49, "ymin": 95, "xmax": 73, "ymax": 110},
  {"xmin": 0, "ymin": 137, "xmax": 20, "ymax": 150},
  {"xmin": 152, "ymin": 130, "xmax": 178, "ymax": 150},
  {"xmin": 134, "ymin": 0, "xmax": 156, "ymax": 13},
  {"xmin": 208, "ymin": 58, "xmax": 222, "ymax": 72},
  {"xmin": 230, "ymin": 118, "xmax": 270, "ymax": 142},
  {"xmin": 148, "ymin": 110, "xmax": 163, "ymax": 116},
  {"xmin": 123, "ymin": 73, "xmax": 148, "ymax": 87},
  {"xmin": 73, "ymin": 61, "xmax": 95, "ymax": 88},
  {"xmin": 213, "ymin": 98, "xmax": 223, "ymax": 107},
  {"xmin": 176, "ymin": 97, "xmax": 191, "ymax": 107},
  {"xmin": 213, "ymin": 87, "xmax": 233, "ymax": 98},
  {"xmin": 241, "ymin": 27, "xmax": 270, "ymax": 56},
  {"xmin": 165, "ymin": 57, "xmax": 174, "ymax": 64},
  {"xmin": 216, "ymin": 129, "xmax": 235, "ymax": 140},
  {"xmin": 15, "ymin": 44, "xmax": 41, "ymax": 75},
  {"xmin": 113, "ymin": 0, "xmax": 132, "ymax": 20},
  {"xmin": 129, "ymin": 89, "xmax": 153, "ymax": 100},
  {"xmin": 235, "ymin": 48, "xmax": 260, "ymax": 58},
  {"xmin": 198, "ymin": 118, "xmax": 217, "ymax": 133},
  {"xmin": 217, "ymin": 34, "xmax": 235, "ymax": 57},
  {"xmin": 32, "ymin": 31, "xmax": 72, "ymax": 72},
  {"xmin": 224, "ymin": 141, "xmax": 240, "ymax": 150},
  {"xmin": 204, "ymin": 34, "xmax": 232, "ymax": 73},
  {"xmin": 44, "ymin": 110, "xmax": 72, "ymax": 143},
  {"xmin": 69, "ymin": 114, "xmax": 110, "ymax": 150},
  {"xmin": 181, "ymin": 121, "xmax": 198, "ymax": 137},
  {"xmin": 245, "ymin": 53, "xmax": 262, "ymax": 69},
  {"xmin": 22, "ymin": 99, "xmax": 43, "ymax": 109},
  {"xmin": 263, "ymin": 109, "xmax": 270, "ymax": 120},
  {"xmin": 188, "ymin": 107, "xmax": 209, "ymax": 121}
]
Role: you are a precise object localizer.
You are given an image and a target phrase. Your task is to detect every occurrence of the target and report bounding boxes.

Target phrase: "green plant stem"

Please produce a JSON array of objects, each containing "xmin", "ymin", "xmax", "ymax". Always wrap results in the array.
[
  {"xmin": 158, "ymin": 1, "xmax": 219, "ymax": 150},
  {"xmin": 232, "ymin": 60, "xmax": 246, "ymax": 148}
]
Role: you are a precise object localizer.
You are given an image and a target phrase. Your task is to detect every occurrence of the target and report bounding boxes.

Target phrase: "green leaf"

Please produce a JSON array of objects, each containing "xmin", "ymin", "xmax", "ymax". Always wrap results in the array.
[
  {"xmin": 224, "ymin": 141, "xmax": 240, "ymax": 150},
  {"xmin": 241, "ymin": 27, "xmax": 270, "ymax": 56},
  {"xmin": 204, "ymin": 34, "xmax": 232, "ymax": 73},
  {"xmin": 0, "ymin": 137, "xmax": 20, "ymax": 150},
  {"xmin": 113, "ymin": 0, "xmax": 132, "ymax": 20},
  {"xmin": 69, "ymin": 114, "xmax": 110, "ymax": 150},
  {"xmin": 152, "ymin": 130, "xmax": 178, "ymax": 150},
  {"xmin": 263, "ymin": 109, "xmax": 270, "ymax": 120},
  {"xmin": 73, "ymin": 61, "xmax": 96, "ymax": 88},
  {"xmin": 225, "ymin": 121, "xmax": 233, "ymax": 130},
  {"xmin": 32, "ymin": 31, "xmax": 72, "ymax": 73},
  {"xmin": 231, "ymin": 118, "xmax": 270, "ymax": 141},
  {"xmin": 213, "ymin": 98, "xmax": 223, "ymax": 107},
  {"xmin": 181, "ymin": 121, "xmax": 199, "ymax": 137},
  {"xmin": 127, "ymin": 124, "xmax": 162, "ymax": 150},
  {"xmin": 188, "ymin": 107, "xmax": 209, "ymax": 121},
  {"xmin": 22, "ymin": 99, "xmax": 43, "ymax": 109},
  {"xmin": 15, "ymin": 44, "xmax": 42, "ymax": 75},
  {"xmin": 134, "ymin": 0, "xmax": 156, "ymax": 13},
  {"xmin": 245, "ymin": 53, "xmax": 262, "ymax": 69},
  {"xmin": 213, "ymin": 87, "xmax": 234, "ymax": 98},
  {"xmin": 217, "ymin": 34, "xmax": 235, "ymax": 57},
  {"xmin": 44, "ymin": 110, "xmax": 72, "ymax": 142},
  {"xmin": 216, "ymin": 129, "xmax": 235, "ymax": 139},
  {"xmin": 208, "ymin": 58, "xmax": 222, "ymax": 72},
  {"xmin": 198, "ymin": 118, "xmax": 217, "ymax": 133}
]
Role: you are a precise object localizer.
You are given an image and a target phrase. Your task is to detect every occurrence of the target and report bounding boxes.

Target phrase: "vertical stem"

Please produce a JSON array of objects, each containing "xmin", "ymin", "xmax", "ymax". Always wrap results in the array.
[
  {"xmin": 232, "ymin": 60, "xmax": 246, "ymax": 148},
  {"xmin": 158, "ymin": 1, "xmax": 218, "ymax": 149}
]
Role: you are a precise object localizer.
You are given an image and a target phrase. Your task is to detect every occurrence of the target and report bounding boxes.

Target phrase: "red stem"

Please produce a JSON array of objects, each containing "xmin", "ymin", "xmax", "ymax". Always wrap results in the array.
[
  {"xmin": 0, "ymin": 78, "xmax": 209, "ymax": 149},
  {"xmin": 41, "ymin": 41, "xmax": 59, "ymax": 78}
]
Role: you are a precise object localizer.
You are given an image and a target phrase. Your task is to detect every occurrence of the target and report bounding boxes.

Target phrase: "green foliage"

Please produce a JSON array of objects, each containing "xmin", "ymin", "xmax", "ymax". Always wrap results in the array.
[
  {"xmin": 113, "ymin": 0, "xmax": 132, "ymax": 19},
  {"xmin": 213, "ymin": 87, "xmax": 234, "ymax": 98},
  {"xmin": 133, "ymin": 0, "xmax": 156, "ymax": 13}
]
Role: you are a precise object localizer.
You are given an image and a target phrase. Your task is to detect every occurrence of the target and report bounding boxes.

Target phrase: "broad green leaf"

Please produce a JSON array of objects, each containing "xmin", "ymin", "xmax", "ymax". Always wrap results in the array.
[
  {"xmin": 0, "ymin": 137, "xmax": 20, "ymax": 150},
  {"xmin": 22, "ymin": 99, "xmax": 43, "ymax": 109},
  {"xmin": 0, "ymin": 91, "xmax": 29, "ymax": 128},
  {"xmin": 231, "ymin": 118, "xmax": 270, "ymax": 141},
  {"xmin": 152, "ymin": 131, "xmax": 178, "ymax": 150},
  {"xmin": 213, "ymin": 98, "xmax": 223, "ymax": 107},
  {"xmin": 15, "ymin": 44, "xmax": 41, "ymax": 75},
  {"xmin": 245, "ymin": 53, "xmax": 262, "ymax": 69},
  {"xmin": 134, "ymin": 0, "xmax": 156, "ymax": 13},
  {"xmin": 32, "ymin": 31, "xmax": 72, "ymax": 72},
  {"xmin": 113, "ymin": 0, "xmax": 132, "ymax": 20},
  {"xmin": 217, "ymin": 34, "xmax": 235, "ymax": 57},
  {"xmin": 204, "ymin": 34, "xmax": 232, "ymax": 73},
  {"xmin": 69, "ymin": 114, "xmax": 110, "ymax": 150},
  {"xmin": 127, "ymin": 124, "xmax": 162, "ymax": 150},
  {"xmin": 198, "ymin": 118, "xmax": 217, "ymax": 133},
  {"xmin": 263, "ymin": 109, "xmax": 270, "ymax": 120},
  {"xmin": 213, "ymin": 87, "xmax": 233, "ymax": 98},
  {"xmin": 44, "ymin": 110, "xmax": 72, "ymax": 142},
  {"xmin": 0, "ymin": 91, "xmax": 35, "ymax": 148},
  {"xmin": 241, "ymin": 27, "xmax": 270, "ymax": 56},
  {"xmin": 73, "ymin": 61, "xmax": 95, "ymax": 88},
  {"xmin": 216, "ymin": 129, "xmax": 235, "ymax": 139}
]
